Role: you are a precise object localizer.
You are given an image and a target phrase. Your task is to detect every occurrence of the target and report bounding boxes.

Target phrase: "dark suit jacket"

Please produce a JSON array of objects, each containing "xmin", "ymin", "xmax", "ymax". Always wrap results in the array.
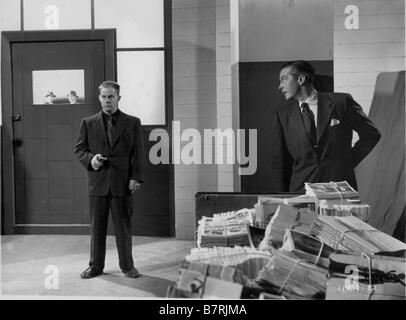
[
  {"xmin": 271, "ymin": 92, "xmax": 381, "ymax": 193},
  {"xmin": 74, "ymin": 110, "xmax": 145, "ymax": 197}
]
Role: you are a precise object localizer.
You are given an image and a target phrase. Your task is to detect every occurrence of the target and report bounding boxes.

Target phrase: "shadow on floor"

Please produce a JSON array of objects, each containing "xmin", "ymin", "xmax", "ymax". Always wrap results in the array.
[{"xmin": 99, "ymin": 273, "xmax": 173, "ymax": 297}]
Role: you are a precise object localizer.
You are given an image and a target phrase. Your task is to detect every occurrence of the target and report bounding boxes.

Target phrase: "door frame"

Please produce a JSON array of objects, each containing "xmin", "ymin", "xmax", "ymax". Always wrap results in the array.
[{"xmin": 1, "ymin": 29, "xmax": 116, "ymax": 235}]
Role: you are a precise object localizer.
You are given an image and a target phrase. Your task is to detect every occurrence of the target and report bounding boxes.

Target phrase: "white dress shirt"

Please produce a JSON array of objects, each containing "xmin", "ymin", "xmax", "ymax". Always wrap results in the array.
[{"xmin": 300, "ymin": 89, "xmax": 318, "ymax": 127}]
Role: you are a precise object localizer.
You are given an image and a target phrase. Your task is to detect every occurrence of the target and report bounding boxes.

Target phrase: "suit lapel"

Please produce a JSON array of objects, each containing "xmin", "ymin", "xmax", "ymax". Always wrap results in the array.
[
  {"xmin": 111, "ymin": 111, "xmax": 129, "ymax": 148},
  {"xmin": 95, "ymin": 111, "xmax": 109, "ymax": 147},
  {"xmin": 317, "ymin": 93, "xmax": 334, "ymax": 144}
]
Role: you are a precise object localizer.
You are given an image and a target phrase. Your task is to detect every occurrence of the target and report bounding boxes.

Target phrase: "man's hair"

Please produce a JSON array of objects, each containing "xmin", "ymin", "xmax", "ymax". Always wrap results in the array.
[
  {"xmin": 99, "ymin": 81, "xmax": 120, "ymax": 95},
  {"xmin": 281, "ymin": 60, "xmax": 315, "ymax": 85}
]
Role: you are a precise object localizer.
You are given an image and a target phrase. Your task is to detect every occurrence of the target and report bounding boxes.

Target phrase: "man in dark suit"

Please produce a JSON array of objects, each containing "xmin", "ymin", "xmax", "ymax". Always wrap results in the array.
[
  {"xmin": 74, "ymin": 81, "xmax": 144, "ymax": 279},
  {"xmin": 272, "ymin": 60, "xmax": 381, "ymax": 193}
]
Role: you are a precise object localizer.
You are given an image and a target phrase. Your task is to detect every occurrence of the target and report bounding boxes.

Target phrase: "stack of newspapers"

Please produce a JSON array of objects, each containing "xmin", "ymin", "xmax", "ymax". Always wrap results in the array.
[
  {"xmin": 319, "ymin": 201, "xmax": 371, "ymax": 223},
  {"xmin": 255, "ymin": 195, "xmax": 316, "ymax": 229},
  {"xmin": 280, "ymin": 229, "xmax": 335, "ymax": 268},
  {"xmin": 256, "ymin": 249, "xmax": 329, "ymax": 299},
  {"xmin": 326, "ymin": 252, "xmax": 406, "ymax": 300},
  {"xmin": 196, "ymin": 208, "xmax": 255, "ymax": 248},
  {"xmin": 311, "ymin": 216, "xmax": 406, "ymax": 256},
  {"xmin": 167, "ymin": 260, "xmax": 248, "ymax": 299},
  {"xmin": 185, "ymin": 246, "xmax": 272, "ymax": 279},
  {"xmin": 259, "ymin": 204, "xmax": 318, "ymax": 250},
  {"xmin": 305, "ymin": 181, "xmax": 359, "ymax": 200}
]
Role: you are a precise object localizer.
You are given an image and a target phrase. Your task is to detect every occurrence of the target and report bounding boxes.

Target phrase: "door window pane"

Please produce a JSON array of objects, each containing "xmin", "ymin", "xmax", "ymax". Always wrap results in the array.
[
  {"xmin": 32, "ymin": 70, "xmax": 85, "ymax": 105},
  {"xmin": 117, "ymin": 52, "xmax": 165, "ymax": 125},
  {"xmin": 24, "ymin": 0, "xmax": 91, "ymax": 30},
  {"xmin": 95, "ymin": 0, "xmax": 164, "ymax": 48}
]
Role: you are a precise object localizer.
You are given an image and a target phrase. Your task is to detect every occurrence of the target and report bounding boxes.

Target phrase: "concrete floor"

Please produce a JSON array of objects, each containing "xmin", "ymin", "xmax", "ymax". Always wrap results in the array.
[{"xmin": 1, "ymin": 235, "xmax": 195, "ymax": 299}]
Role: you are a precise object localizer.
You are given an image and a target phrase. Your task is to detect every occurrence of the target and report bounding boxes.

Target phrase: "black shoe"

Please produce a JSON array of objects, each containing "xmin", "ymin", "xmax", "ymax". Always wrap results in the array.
[
  {"xmin": 122, "ymin": 267, "xmax": 140, "ymax": 278},
  {"xmin": 80, "ymin": 266, "xmax": 103, "ymax": 279}
]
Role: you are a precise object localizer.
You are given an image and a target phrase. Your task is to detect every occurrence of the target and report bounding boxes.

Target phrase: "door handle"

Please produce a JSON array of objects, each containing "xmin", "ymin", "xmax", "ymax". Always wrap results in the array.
[
  {"xmin": 12, "ymin": 115, "xmax": 22, "ymax": 121},
  {"xmin": 13, "ymin": 138, "xmax": 23, "ymax": 148}
]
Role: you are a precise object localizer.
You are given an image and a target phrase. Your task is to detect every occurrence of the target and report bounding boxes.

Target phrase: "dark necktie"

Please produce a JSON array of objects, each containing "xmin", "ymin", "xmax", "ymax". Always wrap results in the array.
[
  {"xmin": 107, "ymin": 115, "xmax": 114, "ymax": 148},
  {"xmin": 301, "ymin": 103, "xmax": 317, "ymax": 146}
]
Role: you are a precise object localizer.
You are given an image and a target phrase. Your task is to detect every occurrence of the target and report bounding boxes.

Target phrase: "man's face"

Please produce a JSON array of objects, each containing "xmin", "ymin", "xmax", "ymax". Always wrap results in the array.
[
  {"xmin": 99, "ymin": 86, "xmax": 120, "ymax": 114},
  {"xmin": 278, "ymin": 66, "xmax": 300, "ymax": 101}
]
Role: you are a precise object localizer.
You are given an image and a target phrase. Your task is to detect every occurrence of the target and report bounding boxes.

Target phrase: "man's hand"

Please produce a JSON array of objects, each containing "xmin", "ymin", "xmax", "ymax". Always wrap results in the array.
[
  {"xmin": 91, "ymin": 154, "xmax": 107, "ymax": 170},
  {"xmin": 129, "ymin": 180, "xmax": 141, "ymax": 194}
]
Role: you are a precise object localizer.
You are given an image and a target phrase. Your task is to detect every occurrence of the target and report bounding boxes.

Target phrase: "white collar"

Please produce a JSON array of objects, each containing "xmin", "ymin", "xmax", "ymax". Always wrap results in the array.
[{"xmin": 304, "ymin": 89, "xmax": 318, "ymax": 106}]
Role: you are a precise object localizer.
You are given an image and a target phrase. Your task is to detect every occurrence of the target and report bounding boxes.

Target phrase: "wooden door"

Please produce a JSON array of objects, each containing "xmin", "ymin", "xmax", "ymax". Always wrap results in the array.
[
  {"xmin": 2, "ymin": 30, "xmax": 173, "ymax": 236},
  {"xmin": 12, "ymin": 41, "xmax": 104, "ymax": 231},
  {"xmin": 1, "ymin": 30, "xmax": 115, "ymax": 234}
]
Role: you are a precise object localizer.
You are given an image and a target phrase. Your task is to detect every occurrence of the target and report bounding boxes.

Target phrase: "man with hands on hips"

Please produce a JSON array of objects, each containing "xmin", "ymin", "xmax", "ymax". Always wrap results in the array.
[
  {"xmin": 271, "ymin": 60, "xmax": 380, "ymax": 193},
  {"xmin": 74, "ymin": 80, "xmax": 145, "ymax": 279}
]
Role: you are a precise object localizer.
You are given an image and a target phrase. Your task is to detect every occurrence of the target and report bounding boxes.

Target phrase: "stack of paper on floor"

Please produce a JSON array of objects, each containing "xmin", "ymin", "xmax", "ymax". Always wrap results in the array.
[
  {"xmin": 258, "ymin": 204, "xmax": 318, "ymax": 250},
  {"xmin": 280, "ymin": 229, "xmax": 336, "ymax": 268},
  {"xmin": 311, "ymin": 216, "xmax": 406, "ymax": 256},
  {"xmin": 319, "ymin": 201, "xmax": 371, "ymax": 223},
  {"xmin": 255, "ymin": 196, "xmax": 317, "ymax": 229},
  {"xmin": 185, "ymin": 246, "xmax": 272, "ymax": 280},
  {"xmin": 305, "ymin": 181, "xmax": 359, "ymax": 201},
  {"xmin": 173, "ymin": 261, "xmax": 246, "ymax": 299},
  {"xmin": 196, "ymin": 208, "xmax": 255, "ymax": 248},
  {"xmin": 326, "ymin": 251, "xmax": 406, "ymax": 300},
  {"xmin": 255, "ymin": 249, "xmax": 329, "ymax": 300}
]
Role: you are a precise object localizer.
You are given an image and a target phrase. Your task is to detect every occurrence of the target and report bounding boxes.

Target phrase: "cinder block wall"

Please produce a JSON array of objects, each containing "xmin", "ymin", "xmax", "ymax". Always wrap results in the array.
[
  {"xmin": 172, "ymin": 0, "xmax": 219, "ymax": 239},
  {"xmin": 215, "ymin": 0, "xmax": 234, "ymax": 192},
  {"xmin": 334, "ymin": 0, "xmax": 405, "ymax": 115}
]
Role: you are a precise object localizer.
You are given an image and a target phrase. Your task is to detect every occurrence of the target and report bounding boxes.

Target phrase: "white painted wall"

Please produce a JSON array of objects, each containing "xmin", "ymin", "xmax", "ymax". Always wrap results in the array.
[
  {"xmin": 172, "ymin": 0, "xmax": 219, "ymax": 239},
  {"xmin": 334, "ymin": 0, "xmax": 405, "ymax": 116},
  {"xmin": 216, "ymin": 0, "xmax": 234, "ymax": 192},
  {"xmin": 238, "ymin": 0, "xmax": 333, "ymax": 62}
]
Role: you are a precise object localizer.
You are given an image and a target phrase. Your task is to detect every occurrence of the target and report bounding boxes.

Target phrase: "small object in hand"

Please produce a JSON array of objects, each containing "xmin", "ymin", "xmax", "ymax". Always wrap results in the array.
[{"xmin": 97, "ymin": 155, "xmax": 108, "ymax": 163}]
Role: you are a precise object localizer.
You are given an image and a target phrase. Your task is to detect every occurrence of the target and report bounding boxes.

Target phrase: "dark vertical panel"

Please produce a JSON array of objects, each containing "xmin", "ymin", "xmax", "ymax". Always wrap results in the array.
[
  {"xmin": 24, "ymin": 179, "xmax": 48, "ymax": 214},
  {"xmin": 12, "ymin": 44, "xmax": 26, "ymax": 225},
  {"xmin": 164, "ymin": 0, "xmax": 174, "ymax": 236},
  {"xmin": 239, "ymin": 60, "xmax": 334, "ymax": 193},
  {"xmin": 1, "ymin": 33, "xmax": 16, "ymax": 233}
]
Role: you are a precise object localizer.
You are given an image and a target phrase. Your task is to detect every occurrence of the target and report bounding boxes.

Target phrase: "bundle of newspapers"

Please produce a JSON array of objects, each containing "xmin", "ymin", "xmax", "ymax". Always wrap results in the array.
[
  {"xmin": 280, "ymin": 229, "xmax": 335, "ymax": 268},
  {"xmin": 185, "ymin": 246, "xmax": 272, "ymax": 279},
  {"xmin": 254, "ymin": 195, "xmax": 316, "ymax": 229},
  {"xmin": 256, "ymin": 248, "xmax": 329, "ymax": 299},
  {"xmin": 167, "ymin": 260, "xmax": 250, "ymax": 299},
  {"xmin": 196, "ymin": 208, "xmax": 255, "ymax": 248},
  {"xmin": 319, "ymin": 200, "xmax": 370, "ymax": 223},
  {"xmin": 311, "ymin": 215, "xmax": 406, "ymax": 256},
  {"xmin": 326, "ymin": 252, "xmax": 406, "ymax": 300},
  {"xmin": 258, "ymin": 204, "xmax": 318, "ymax": 250},
  {"xmin": 305, "ymin": 181, "xmax": 359, "ymax": 200}
]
